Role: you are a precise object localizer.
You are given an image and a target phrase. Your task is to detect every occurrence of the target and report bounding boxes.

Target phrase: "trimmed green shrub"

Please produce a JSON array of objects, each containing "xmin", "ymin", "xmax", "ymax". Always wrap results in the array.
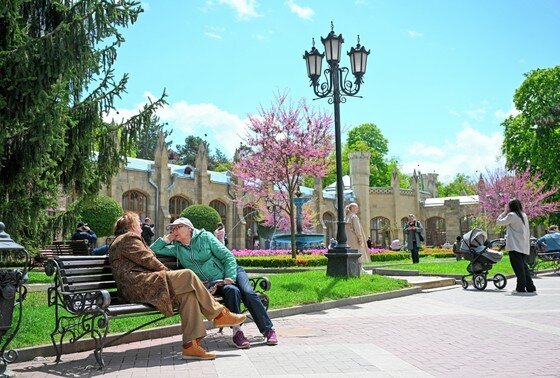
[
  {"xmin": 236, "ymin": 254, "xmax": 328, "ymax": 267},
  {"xmin": 181, "ymin": 205, "xmax": 221, "ymax": 232},
  {"xmin": 370, "ymin": 252, "xmax": 412, "ymax": 262},
  {"xmin": 74, "ymin": 194, "xmax": 122, "ymax": 237}
]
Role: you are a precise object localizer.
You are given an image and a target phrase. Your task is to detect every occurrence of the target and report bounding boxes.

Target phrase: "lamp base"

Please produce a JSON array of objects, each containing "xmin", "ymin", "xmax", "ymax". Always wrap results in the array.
[{"xmin": 325, "ymin": 247, "xmax": 361, "ymax": 277}]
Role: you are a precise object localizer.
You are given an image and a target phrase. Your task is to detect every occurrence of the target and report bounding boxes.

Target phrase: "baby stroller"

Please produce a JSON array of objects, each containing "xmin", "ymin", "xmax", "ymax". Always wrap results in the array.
[{"xmin": 454, "ymin": 229, "xmax": 507, "ymax": 291}]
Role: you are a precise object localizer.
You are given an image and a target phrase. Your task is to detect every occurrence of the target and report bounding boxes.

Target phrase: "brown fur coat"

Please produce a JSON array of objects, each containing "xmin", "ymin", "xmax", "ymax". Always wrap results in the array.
[{"xmin": 108, "ymin": 232, "xmax": 175, "ymax": 316}]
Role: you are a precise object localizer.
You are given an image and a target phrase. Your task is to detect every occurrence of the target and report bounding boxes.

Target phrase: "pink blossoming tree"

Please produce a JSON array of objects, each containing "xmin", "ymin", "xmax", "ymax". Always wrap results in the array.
[
  {"xmin": 233, "ymin": 93, "xmax": 333, "ymax": 258},
  {"xmin": 477, "ymin": 167, "xmax": 559, "ymax": 227}
]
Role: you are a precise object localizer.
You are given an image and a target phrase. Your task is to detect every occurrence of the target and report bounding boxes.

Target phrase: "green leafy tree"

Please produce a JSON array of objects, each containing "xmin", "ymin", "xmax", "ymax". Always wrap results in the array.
[
  {"xmin": 0, "ymin": 1, "xmax": 165, "ymax": 246},
  {"xmin": 181, "ymin": 204, "xmax": 221, "ymax": 232},
  {"xmin": 136, "ymin": 115, "xmax": 172, "ymax": 160},
  {"xmin": 74, "ymin": 194, "xmax": 123, "ymax": 238},
  {"xmin": 175, "ymin": 136, "xmax": 209, "ymax": 166},
  {"xmin": 502, "ymin": 65, "xmax": 560, "ymax": 221},
  {"xmin": 436, "ymin": 173, "xmax": 476, "ymax": 197},
  {"xmin": 346, "ymin": 123, "xmax": 390, "ymax": 187}
]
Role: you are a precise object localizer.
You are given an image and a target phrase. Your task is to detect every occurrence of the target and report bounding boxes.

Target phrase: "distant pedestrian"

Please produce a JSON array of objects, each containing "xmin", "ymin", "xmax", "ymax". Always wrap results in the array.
[
  {"xmin": 404, "ymin": 214, "xmax": 423, "ymax": 264},
  {"xmin": 496, "ymin": 199, "xmax": 536, "ymax": 295},
  {"xmin": 214, "ymin": 222, "xmax": 226, "ymax": 245},
  {"xmin": 366, "ymin": 237, "xmax": 372, "ymax": 249},
  {"xmin": 344, "ymin": 203, "xmax": 370, "ymax": 269},
  {"xmin": 141, "ymin": 217, "xmax": 155, "ymax": 245},
  {"xmin": 329, "ymin": 238, "xmax": 337, "ymax": 249}
]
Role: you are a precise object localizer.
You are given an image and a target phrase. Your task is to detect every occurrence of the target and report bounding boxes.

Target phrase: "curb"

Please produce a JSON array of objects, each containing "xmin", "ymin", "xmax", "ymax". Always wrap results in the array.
[{"xmin": 13, "ymin": 287, "xmax": 421, "ymax": 363}]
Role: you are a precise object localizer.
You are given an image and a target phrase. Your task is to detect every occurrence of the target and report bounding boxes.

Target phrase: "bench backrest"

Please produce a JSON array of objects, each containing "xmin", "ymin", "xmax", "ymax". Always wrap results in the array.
[{"xmin": 50, "ymin": 255, "xmax": 181, "ymax": 301}]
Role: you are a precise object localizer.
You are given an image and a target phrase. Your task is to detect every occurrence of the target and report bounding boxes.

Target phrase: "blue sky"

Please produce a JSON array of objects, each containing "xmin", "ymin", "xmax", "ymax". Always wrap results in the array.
[{"xmin": 107, "ymin": 0, "xmax": 560, "ymax": 184}]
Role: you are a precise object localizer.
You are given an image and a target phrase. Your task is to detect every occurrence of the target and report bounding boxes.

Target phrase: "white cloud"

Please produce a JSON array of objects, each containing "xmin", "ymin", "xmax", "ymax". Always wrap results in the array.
[
  {"xmin": 204, "ymin": 32, "xmax": 222, "ymax": 39},
  {"xmin": 255, "ymin": 34, "xmax": 265, "ymax": 40},
  {"xmin": 105, "ymin": 93, "xmax": 249, "ymax": 158},
  {"xmin": 400, "ymin": 126, "xmax": 505, "ymax": 184},
  {"xmin": 286, "ymin": 0, "xmax": 315, "ymax": 20},
  {"xmin": 448, "ymin": 106, "xmax": 487, "ymax": 121},
  {"xmin": 495, "ymin": 104, "xmax": 520, "ymax": 120},
  {"xmin": 219, "ymin": 0, "xmax": 261, "ymax": 20},
  {"xmin": 407, "ymin": 30, "xmax": 424, "ymax": 38}
]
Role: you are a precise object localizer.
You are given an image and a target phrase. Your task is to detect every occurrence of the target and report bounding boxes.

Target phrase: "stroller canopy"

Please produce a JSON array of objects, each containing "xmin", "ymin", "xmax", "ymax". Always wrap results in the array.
[{"xmin": 460, "ymin": 228, "xmax": 503, "ymax": 263}]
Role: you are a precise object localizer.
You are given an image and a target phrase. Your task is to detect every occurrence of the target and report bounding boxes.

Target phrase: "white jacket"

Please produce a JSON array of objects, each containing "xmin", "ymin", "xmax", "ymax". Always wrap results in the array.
[{"xmin": 496, "ymin": 211, "xmax": 530, "ymax": 255}]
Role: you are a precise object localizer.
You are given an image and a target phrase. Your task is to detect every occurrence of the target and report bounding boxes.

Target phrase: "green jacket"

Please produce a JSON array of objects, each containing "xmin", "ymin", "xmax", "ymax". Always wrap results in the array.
[{"xmin": 151, "ymin": 228, "xmax": 238, "ymax": 281}]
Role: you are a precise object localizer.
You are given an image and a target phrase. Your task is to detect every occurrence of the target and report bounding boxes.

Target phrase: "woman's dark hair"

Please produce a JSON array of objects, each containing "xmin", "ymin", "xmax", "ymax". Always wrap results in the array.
[
  {"xmin": 217, "ymin": 222, "xmax": 224, "ymax": 229},
  {"xmin": 114, "ymin": 211, "xmax": 140, "ymax": 236},
  {"xmin": 508, "ymin": 198, "xmax": 525, "ymax": 224}
]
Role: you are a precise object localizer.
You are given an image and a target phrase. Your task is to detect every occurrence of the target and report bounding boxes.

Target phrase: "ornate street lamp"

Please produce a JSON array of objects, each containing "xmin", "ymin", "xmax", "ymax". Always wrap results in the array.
[{"xmin": 303, "ymin": 22, "xmax": 370, "ymax": 277}]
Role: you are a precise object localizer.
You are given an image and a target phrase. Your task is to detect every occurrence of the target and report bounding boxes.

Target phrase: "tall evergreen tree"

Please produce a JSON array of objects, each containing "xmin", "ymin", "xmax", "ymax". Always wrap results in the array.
[
  {"xmin": 136, "ymin": 115, "xmax": 172, "ymax": 160},
  {"xmin": 0, "ymin": 1, "xmax": 166, "ymax": 246}
]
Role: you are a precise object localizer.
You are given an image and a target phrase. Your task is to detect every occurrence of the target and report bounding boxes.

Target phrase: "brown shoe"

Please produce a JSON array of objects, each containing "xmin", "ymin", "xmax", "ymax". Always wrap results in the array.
[
  {"xmin": 182, "ymin": 339, "xmax": 216, "ymax": 360},
  {"xmin": 213, "ymin": 308, "xmax": 246, "ymax": 328}
]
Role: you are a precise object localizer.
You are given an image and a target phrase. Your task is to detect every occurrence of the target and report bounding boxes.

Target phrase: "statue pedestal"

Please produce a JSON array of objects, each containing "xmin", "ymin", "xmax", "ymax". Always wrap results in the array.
[{"xmin": 325, "ymin": 247, "xmax": 361, "ymax": 277}]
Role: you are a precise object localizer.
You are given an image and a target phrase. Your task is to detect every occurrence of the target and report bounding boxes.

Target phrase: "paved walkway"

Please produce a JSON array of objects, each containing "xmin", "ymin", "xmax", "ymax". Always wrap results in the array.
[{"xmin": 9, "ymin": 274, "xmax": 560, "ymax": 377}]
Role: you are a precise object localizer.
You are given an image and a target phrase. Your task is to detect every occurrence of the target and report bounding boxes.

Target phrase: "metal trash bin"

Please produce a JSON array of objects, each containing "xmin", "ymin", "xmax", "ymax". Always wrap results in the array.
[{"xmin": 0, "ymin": 222, "xmax": 31, "ymax": 376}]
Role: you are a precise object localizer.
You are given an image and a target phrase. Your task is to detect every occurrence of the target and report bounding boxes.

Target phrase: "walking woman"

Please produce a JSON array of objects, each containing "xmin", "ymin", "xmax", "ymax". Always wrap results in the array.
[{"xmin": 496, "ymin": 199, "xmax": 536, "ymax": 295}]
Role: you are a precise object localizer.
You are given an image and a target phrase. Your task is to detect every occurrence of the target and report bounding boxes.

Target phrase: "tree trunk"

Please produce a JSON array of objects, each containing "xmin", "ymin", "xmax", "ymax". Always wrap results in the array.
[{"xmin": 288, "ymin": 196, "xmax": 297, "ymax": 259}]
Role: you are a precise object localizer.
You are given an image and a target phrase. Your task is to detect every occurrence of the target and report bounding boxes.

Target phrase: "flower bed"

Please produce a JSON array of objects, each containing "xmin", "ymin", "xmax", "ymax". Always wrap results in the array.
[{"xmin": 231, "ymin": 248, "xmax": 388, "ymax": 257}]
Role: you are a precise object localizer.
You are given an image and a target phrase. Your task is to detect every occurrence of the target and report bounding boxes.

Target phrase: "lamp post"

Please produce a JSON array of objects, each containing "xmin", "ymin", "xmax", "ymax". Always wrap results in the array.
[{"xmin": 303, "ymin": 22, "xmax": 370, "ymax": 277}]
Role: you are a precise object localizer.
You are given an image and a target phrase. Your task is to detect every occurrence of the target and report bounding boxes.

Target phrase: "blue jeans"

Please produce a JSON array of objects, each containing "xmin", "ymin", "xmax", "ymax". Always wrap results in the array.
[
  {"xmin": 91, "ymin": 244, "xmax": 109, "ymax": 255},
  {"xmin": 219, "ymin": 266, "xmax": 273, "ymax": 334}
]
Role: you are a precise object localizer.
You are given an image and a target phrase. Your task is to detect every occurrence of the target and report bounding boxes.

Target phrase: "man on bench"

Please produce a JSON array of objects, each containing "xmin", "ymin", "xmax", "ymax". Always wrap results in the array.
[
  {"xmin": 72, "ymin": 222, "xmax": 109, "ymax": 255},
  {"xmin": 151, "ymin": 217, "xmax": 278, "ymax": 349},
  {"xmin": 108, "ymin": 212, "xmax": 247, "ymax": 360}
]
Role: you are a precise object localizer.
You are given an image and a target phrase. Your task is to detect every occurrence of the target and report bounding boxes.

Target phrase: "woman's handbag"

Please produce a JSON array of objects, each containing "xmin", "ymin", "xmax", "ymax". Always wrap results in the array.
[{"xmin": 417, "ymin": 231, "xmax": 425, "ymax": 242}]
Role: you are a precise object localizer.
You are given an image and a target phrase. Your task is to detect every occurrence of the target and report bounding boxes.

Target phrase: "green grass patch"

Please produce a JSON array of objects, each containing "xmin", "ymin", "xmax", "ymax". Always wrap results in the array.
[
  {"xmin": 382, "ymin": 258, "xmax": 514, "ymax": 276},
  {"xmin": 10, "ymin": 270, "xmax": 408, "ymax": 349},
  {"xmin": 26, "ymin": 271, "xmax": 53, "ymax": 284}
]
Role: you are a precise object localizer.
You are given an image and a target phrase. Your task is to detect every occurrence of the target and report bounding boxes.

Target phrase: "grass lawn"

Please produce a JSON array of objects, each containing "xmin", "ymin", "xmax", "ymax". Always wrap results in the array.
[
  {"xmin": 11, "ymin": 270, "xmax": 408, "ymax": 349},
  {"xmin": 380, "ymin": 257, "xmax": 514, "ymax": 276}
]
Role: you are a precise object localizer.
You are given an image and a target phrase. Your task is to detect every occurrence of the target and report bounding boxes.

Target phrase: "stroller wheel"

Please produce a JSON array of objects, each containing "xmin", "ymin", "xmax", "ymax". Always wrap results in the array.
[
  {"xmin": 473, "ymin": 274, "xmax": 487, "ymax": 291},
  {"xmin": 493, "ymin": 274, "xmax": 507, "ymax": 289},
  {"xmin": 461, "ymin": 278, "xmax": 468, "ymax": 289}
]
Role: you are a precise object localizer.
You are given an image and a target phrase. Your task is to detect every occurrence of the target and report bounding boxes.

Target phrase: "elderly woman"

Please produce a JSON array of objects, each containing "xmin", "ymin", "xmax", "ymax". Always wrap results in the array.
[
  {"xmin": 108, "ymin": 212, "xmax": 246, "ymax": 360},
  {"xmin": 344, "ymin": 203, "xmax": 371, "ymax": 268}
]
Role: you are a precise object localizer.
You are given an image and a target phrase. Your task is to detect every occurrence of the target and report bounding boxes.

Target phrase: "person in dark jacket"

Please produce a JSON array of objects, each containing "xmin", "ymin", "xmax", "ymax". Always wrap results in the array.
[
  {"xmin": 141, "ymin": 217, "xmax": 155, "ymax": 245},
  {"xmin": 71, "ymin": 222, "xmax": 109, "ymax": 255}
]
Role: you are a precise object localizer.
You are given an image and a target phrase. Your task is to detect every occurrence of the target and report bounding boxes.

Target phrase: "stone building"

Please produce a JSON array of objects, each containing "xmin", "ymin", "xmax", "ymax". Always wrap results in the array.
[{"xmin": 101, "ymin": 135, "xmax": 481, "ymax": 250}]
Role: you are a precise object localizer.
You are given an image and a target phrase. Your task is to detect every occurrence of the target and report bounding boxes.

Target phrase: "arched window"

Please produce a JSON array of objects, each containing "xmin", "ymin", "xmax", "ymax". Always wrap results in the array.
[
  {"xmin": 400, "ymin": 217, "xmax": 409, "ymax": 242},
  {"xmin": 122, "ymin": 190, "xmax": 147, "ymax": 219},
  {"xmin": 426, "ymin": 216, "xmax": 446, "ymax": 246},
  {"xmin": 323, "ymin": 212, "xmax": 335, "ymax": 243},
  {"xmin": 169, "ymin": 196, "xmax": 191, "ymax": 222},
  {"xmin": 460, "ymin": 214, "xmax": 475, "ymax": 236},
  {"xmin": 370, "ymin": 216, "xmax": 391, "ymax": 248},
  {"xmin": 210, "ymin": 200, "xmax": 227, "ymax": 227},
  {"xmin": 244, "ymin": 206, "xmax": 258, "ymax": 249}
]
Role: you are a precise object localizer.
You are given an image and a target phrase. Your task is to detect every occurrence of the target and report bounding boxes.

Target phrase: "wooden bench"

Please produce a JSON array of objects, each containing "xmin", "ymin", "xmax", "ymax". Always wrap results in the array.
[
  {"xmin": 44, "ymin": 255, "xmax": 270, "ymax": 368},
  {"xmin": 35, "ymin": 240, "xmax": 92, "ymax": 266}
]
